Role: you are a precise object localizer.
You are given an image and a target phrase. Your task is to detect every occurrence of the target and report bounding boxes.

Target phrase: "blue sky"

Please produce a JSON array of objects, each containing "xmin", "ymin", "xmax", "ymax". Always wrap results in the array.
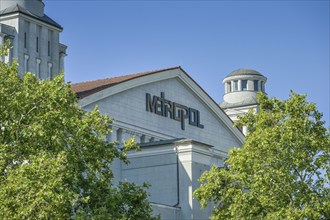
[{"xmin": 45, "ymin": 0, "xmax": 329, "ymax": 126}]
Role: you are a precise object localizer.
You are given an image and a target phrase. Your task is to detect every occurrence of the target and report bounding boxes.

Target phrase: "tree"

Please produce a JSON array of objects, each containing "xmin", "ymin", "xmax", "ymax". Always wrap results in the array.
[
  {"xmin": 194, "ymin": 92, "xmax": 330, "ymax": 219},
  {"xmin": 0, "ymin": 43, "xmax": 158, "ymax": 219}
]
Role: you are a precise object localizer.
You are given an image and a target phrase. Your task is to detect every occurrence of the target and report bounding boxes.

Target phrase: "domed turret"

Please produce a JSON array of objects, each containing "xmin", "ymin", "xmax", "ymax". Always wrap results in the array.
[
  {"xmin": 0, "ymin": 0, "xmax": 45, "ymax": 17},
  {"xmin": 221, "ymin": 69, "xmax": 267, "ymax": 109},
  {"xmin": 220, "ymin": 69, "xmax": 267, "ymax": 134}
]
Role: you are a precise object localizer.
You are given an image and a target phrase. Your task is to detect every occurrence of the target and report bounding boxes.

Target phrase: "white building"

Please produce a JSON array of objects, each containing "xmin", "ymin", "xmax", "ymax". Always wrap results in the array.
[
  {"xmin": 1, "ymin": 1, "xmax": 269, "ymax": 219},
  {"xmin": 0, "ymin": 0, "xmax": 67, "ymax": 79},
  {"xmin": 70, "ymin": 68, "xmax": 268, "ymax": 220},
  {"xmin": 71, "ymin": 67, "xmax": 247, "ymax": 219}
]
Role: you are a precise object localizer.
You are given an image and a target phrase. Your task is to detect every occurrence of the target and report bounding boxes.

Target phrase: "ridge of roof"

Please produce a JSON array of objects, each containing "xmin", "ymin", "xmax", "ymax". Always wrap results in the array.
[
  {"xmin": 71, "ymin": 66, "xmax": 181, "ymax": 99},
  {"xmin": 0, "ymin": 4, "xmax": 62, "ymax": 29}
]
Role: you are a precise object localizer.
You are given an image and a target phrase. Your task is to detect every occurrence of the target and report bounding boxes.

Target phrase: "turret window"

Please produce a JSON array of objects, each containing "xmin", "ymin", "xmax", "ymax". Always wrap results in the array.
[
  {"xmin": 233, "ymin": 80, "xmax": 238, "ymax": 91},
  {"xmin": 261, "ymin": 81, "xmax": 265, "ymax": 92},
  {"xmin": 227, "ymin": 82, "xmax": 231, "ymax": 92},
  {"xmin": 254, "ymin": 80, "xmax": 259, "ymax": 91},
  {"xmin": 242, "ymin": 80, "xmax": 247, "ymax": 91}
]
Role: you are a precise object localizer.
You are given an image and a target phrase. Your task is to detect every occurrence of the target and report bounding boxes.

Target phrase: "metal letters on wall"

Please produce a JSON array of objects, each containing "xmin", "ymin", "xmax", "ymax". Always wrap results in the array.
[{"xmin": 146, "ymin": 92, "xmax": 204, "ymax": 130}]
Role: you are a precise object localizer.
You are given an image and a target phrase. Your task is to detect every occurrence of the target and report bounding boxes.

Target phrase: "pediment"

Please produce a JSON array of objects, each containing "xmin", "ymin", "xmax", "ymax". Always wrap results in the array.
[{"xmin": 72, "ymin": 67, "xmax": 244, "ymax": 151}]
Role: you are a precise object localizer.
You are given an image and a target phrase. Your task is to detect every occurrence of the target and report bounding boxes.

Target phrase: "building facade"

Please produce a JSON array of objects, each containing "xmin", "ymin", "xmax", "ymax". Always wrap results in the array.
[
  {"xmin": 0, "ymin": 0, "xmax": 67, "ymax": 79},
  {"xmin": 71, "ymin": 67, "xmax": 246, "ymax": 219}
]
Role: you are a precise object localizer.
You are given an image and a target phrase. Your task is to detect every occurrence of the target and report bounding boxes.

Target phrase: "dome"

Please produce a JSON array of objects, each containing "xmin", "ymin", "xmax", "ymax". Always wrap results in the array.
[{"xmin": 226, "ymin": 69, "xmax": 264, "ymax": 78}]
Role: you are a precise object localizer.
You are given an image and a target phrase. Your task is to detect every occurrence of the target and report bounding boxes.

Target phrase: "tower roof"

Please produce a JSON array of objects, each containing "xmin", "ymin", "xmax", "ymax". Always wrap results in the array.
[
  {"xmin": 226, "ymin": 69, "xmax": 264, "ymax": 78},
  {"xmin": 220, "ymin": 97, "xmax": 258, "ymax": 109},
  {"xmin": 0, "ymin": 2, "xmax": 62, "ymax": 30}
]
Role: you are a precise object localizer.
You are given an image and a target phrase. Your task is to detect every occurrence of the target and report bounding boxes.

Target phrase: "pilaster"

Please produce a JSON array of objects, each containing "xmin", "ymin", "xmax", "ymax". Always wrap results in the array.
[{"xmin": 238, "ymin": 80, "xmax": 242, "ymax": 91}]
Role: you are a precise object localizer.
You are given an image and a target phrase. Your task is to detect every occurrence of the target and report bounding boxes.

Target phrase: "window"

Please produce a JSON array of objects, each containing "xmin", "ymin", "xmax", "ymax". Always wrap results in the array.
[
  {"xmin": 261, "ymin": 81, "xmax": 265, "ymax": 92},
  {"xmin": 254, "ymin": 80, "xmax": 259, "ymax": 91},
  {"xmin": 48, "ymin": 30, "xmax": 53, "ymax": 57},
  {"xmin": 233, "ymin": 80, "xmax": 238, "ymax": 91},
  {"xmin": 227, "ymin": 82, "xmax": 231, "ymax": 92},
  {"xmin": 24, "ymin": 32, "xmax": 27, "ymax": 48},
  {"xmin": 48, "ymin": 41, "xmax": 51, "ymax": 56},
  {"xmin": 36, "ymin": 37, "xmax": 39, "ymax": 52},
  {"xmin": 37, "ymin": 25, "xmax": 41, "ymax": 53},
  {"xmin": 24, "ymin": 21, "xmax": 30, "ymax": 49},
  {"xmin": 242, "ymin": 80, "xmax": 247, "ymax": 91}
]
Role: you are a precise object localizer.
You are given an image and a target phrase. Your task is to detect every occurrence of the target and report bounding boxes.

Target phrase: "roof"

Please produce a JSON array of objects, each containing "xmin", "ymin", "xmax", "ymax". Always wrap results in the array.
[
  {"xmin": 226, "ymin": 68, "xmax": 264, "ymax": 77},
  {"xmin": 220, "ymin": 97, "xmax": 258, "ymax": 109},
  {"xmin": 71, "ymin": 66, "xmax": 181, "ymax": 99},
  {"xmin": 0, "ymin": 4, "xmax": 62, "ymax": 29}
]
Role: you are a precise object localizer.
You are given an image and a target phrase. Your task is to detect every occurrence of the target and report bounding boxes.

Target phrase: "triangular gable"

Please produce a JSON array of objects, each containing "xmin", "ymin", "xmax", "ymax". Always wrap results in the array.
[{"xmin": 71, "ymin": 67, "xmax": 245, "ymax": 145}]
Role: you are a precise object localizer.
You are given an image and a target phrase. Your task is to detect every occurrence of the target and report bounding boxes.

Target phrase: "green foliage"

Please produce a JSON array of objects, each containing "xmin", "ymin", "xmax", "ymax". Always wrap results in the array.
[
  {"xmin": 0, "ymin": 39, "xmax": 12, "ymax": 57},
  {"xmin": 0, "ymin": 54, "xmax": 158, "ymax": 219},
  {"xmin": 194, "ymin": 92, "xmax": 330, "ymax": 219}
]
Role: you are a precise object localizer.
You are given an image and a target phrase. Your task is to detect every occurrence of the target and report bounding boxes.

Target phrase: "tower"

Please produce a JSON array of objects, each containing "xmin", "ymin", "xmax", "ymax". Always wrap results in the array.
[
  {"xmin": 0, "ymin": 0, "xmax": 67, "ymax": 79},
  {"xmin": 220, "ymin": 69, "xmax": 267, "ymax": 134}
]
